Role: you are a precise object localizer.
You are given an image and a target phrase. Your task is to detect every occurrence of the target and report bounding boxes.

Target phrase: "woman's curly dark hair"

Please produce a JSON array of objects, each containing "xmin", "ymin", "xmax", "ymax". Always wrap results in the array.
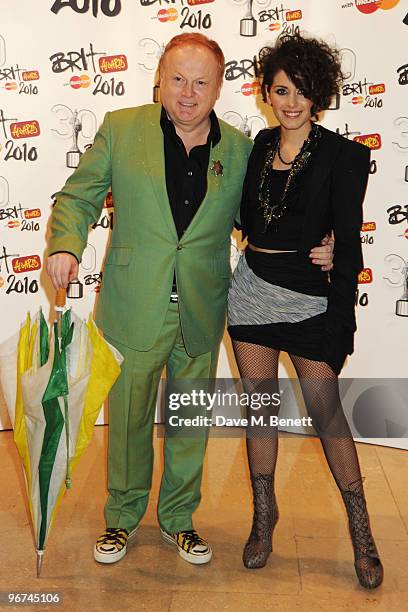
[{"xmin": 257, "ymin": 33, "xmax": 343, "ymax": 116}]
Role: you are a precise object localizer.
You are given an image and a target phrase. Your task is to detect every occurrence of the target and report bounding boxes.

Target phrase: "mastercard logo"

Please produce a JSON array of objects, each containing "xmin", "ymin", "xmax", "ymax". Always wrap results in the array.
[
  {"xmin": 4, "ymin": 82, "xmax": 17, "ymax": 91},
  {"xmin": 7, "ymin": 219, "xmax": 20, "ymax": 229},
  {"xmin": 268, "ymin": 23, "xmax": 281, "ymax": 31},
  {"xmin": 358, "ymin": 268, "xmax": 373, "ymax": 284},
  {"xmin": 241, "ymin": 81, "xmax": 261, "ymax": 96},
  {"xmin": 352, "ymin": 96, "xmax": 364, "ymax": 104},
  {"xmin": 157, "ymin": 8, "xmax": 178, "ymax": 22},
  {"xmin": 355, "ymin": 0, "xmax": 400, "ymax": 14},
  {"xmin": 69, "ymin": 74, "xmax": 91, "ymax": 89}
]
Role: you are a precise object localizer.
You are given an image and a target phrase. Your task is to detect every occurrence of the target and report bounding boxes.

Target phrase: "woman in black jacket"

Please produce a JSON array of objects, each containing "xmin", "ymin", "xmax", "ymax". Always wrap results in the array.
[{"xmin": 227, "ymin": 34, "xmax": 383, "ymax": 589}]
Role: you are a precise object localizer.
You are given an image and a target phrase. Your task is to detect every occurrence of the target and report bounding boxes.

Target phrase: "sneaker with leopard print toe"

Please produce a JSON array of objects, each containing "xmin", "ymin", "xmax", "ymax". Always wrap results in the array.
[
  {"xmin": 94, "ymin": 526, "xmax": 138, "ymax": 564},
  {"xmin": 160, "ymin": 528, "xmax": 212, "ymax": 565}
]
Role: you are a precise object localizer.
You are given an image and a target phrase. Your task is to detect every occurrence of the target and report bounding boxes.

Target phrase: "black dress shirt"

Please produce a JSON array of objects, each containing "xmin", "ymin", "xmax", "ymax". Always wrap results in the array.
[{"xmin": 160, "ymin": 105, "xmax": 221, "ymax": 240}]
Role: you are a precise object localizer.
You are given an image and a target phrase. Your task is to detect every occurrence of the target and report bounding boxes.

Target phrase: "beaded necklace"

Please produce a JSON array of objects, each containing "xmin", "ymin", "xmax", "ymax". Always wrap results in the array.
[{"xmin": 259, "ymin": 123, "xmax": 321, "ymax": 230}]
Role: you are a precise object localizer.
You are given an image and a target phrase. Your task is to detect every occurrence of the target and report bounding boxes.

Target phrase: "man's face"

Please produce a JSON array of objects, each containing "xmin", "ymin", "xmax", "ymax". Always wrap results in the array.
[{"xmin": 159, "ymin": 44, "xmax": 222, "ymax": 132}]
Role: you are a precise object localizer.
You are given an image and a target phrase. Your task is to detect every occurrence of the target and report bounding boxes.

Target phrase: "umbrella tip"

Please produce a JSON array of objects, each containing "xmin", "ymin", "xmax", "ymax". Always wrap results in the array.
[{"xmin": 36, "ymin": 550, "xmax": 44, "ymax": 578}]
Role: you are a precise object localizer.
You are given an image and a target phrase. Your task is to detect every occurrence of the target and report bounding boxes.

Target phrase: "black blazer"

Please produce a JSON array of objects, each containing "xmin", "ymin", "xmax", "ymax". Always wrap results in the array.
[{"xmin": 239, "ymin": 125, "xmax": 371, "ymax": 373}]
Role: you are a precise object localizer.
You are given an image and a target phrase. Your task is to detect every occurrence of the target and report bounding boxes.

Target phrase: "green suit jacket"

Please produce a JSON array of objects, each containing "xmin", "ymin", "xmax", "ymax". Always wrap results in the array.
[{"xmin": 48, "ymin": 104, "xmax": 252, "ymax": 356}]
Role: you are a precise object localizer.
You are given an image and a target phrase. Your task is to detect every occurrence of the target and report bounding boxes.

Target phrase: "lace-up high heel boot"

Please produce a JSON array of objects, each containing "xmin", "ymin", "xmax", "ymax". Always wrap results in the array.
[
  {"xmin": 341, "ymin": 483, "xmax": 384, "ymax": 589},
  {"xmin": 243, "ymin": 473, "xmax": 279, "ymax": 569}
]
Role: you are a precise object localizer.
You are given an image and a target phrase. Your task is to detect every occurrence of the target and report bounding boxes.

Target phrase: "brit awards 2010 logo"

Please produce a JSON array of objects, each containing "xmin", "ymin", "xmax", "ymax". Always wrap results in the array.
[
  {"xmin": 49, "ymin": 42, "xmax": 128, "ymax": 98},
  {"xmin": 0, "ymin": 35, "xmax": 40, "ymax": 97}
]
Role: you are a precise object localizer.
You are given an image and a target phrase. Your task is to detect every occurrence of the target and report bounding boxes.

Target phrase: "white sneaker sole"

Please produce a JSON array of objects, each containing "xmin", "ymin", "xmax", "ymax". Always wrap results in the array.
[
  {"xmin": 160, "ymin": 528, "xmax": 212, "ymax": 565},
  {"xmin": 94, "ymin": 526, "xmax": 139, "ymax": 564}
]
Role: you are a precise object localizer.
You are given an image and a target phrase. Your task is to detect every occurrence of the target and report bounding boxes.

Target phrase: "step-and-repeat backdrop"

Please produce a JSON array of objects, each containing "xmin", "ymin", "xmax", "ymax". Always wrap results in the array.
[{"xmin": 0, "ymin": 1, "xmax": 407, "ymax": 447}]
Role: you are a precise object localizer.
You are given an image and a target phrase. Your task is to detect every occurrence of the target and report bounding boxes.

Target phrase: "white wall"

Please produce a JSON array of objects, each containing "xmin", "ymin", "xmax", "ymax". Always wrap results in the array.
[{"xmin": 0, "ymin": 0, "xmax": 407, "ymax": 448}]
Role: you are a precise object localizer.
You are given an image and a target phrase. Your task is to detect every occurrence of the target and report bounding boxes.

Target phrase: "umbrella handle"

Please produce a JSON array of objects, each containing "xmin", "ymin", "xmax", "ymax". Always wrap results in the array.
[
  {"xmin": 55, "ymin": 288, "xmax": 66, "ymax": 347},
  {"xmin": 55, "ymin": 288, "xmax": 66, "ymax": 311}
]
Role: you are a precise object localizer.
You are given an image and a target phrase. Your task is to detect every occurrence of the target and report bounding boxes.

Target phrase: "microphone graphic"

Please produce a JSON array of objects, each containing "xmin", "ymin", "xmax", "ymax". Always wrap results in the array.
[
  {"xmin": 67, "ymin": 279, "xmax": 84, "ymax": 299},
  {"xmin": 396, "ymin": 264, "xmax": 408, "ymax": 317},
  {"xmin": 240, "ymin": 0, "xmax": 257, "ymax": 37},
  {"xmin": 66, "ymin": 110, "xmax": 82, "ymax": 169}
]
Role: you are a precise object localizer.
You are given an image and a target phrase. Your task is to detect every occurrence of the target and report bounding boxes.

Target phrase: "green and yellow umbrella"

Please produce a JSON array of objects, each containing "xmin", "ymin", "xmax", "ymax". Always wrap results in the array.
[{"xmin": 3, "ymin": 297, "xmax": 122, "ymax": 576}]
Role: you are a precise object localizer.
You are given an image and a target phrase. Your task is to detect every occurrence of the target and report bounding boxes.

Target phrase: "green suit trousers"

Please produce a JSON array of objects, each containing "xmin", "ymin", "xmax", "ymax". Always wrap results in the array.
[{"xmin": 104, "ymin": 301, "xmax": 219, "ymax": 534}]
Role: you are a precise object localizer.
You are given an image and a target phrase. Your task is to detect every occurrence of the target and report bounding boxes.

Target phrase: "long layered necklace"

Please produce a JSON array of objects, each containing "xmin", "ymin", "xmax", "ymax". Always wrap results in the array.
[{"xmin": 259, "ymin": 123, "xmax": 321, "ymax": 230}]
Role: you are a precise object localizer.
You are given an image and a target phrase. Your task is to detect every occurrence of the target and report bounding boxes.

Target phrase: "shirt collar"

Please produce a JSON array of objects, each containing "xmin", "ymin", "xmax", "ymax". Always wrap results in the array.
[{"xmin": 160, "ymin": 105, "xmax": 221, "ymax": 148}]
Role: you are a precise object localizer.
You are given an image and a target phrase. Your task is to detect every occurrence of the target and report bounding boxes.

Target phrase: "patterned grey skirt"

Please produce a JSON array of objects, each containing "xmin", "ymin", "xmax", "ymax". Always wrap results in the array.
[{"xmin": 227, "ymin": 251, "xmax": 330, "ymax": 365}]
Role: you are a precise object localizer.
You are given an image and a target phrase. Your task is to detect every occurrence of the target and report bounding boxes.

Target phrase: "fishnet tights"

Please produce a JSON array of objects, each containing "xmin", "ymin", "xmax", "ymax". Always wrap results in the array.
[
  {"xmin": 233, "ymin": 340, "xmax": 382, "ymax": 585},
  {"xmin": 232, "ymin": 340, "xmax": 362, "ymax": 490}
]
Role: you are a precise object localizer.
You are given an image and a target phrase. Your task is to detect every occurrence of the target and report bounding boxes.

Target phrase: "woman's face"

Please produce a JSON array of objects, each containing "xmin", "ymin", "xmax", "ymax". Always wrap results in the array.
[{"xmin": 267, "ymin": 69, "xmax": 313, "ymax": 133}]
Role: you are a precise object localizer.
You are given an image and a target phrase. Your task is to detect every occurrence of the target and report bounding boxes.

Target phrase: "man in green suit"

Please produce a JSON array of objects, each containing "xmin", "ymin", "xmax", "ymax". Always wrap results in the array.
[{"xmin": 46, "ymin": 33, "xmax": 332, "ymax": 566}]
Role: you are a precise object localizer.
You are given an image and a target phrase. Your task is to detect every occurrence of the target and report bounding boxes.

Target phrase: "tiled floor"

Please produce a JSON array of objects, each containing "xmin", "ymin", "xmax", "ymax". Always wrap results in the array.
[{"xmin": 0, "ymin": 427, "xmax": 407, "ymax": 612}]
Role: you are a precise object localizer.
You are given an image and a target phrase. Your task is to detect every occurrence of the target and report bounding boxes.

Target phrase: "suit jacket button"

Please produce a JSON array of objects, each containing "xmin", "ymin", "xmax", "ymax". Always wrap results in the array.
[{"xmin": 177, "ymin": 245, "xmax": 183, "ymax": 250}]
